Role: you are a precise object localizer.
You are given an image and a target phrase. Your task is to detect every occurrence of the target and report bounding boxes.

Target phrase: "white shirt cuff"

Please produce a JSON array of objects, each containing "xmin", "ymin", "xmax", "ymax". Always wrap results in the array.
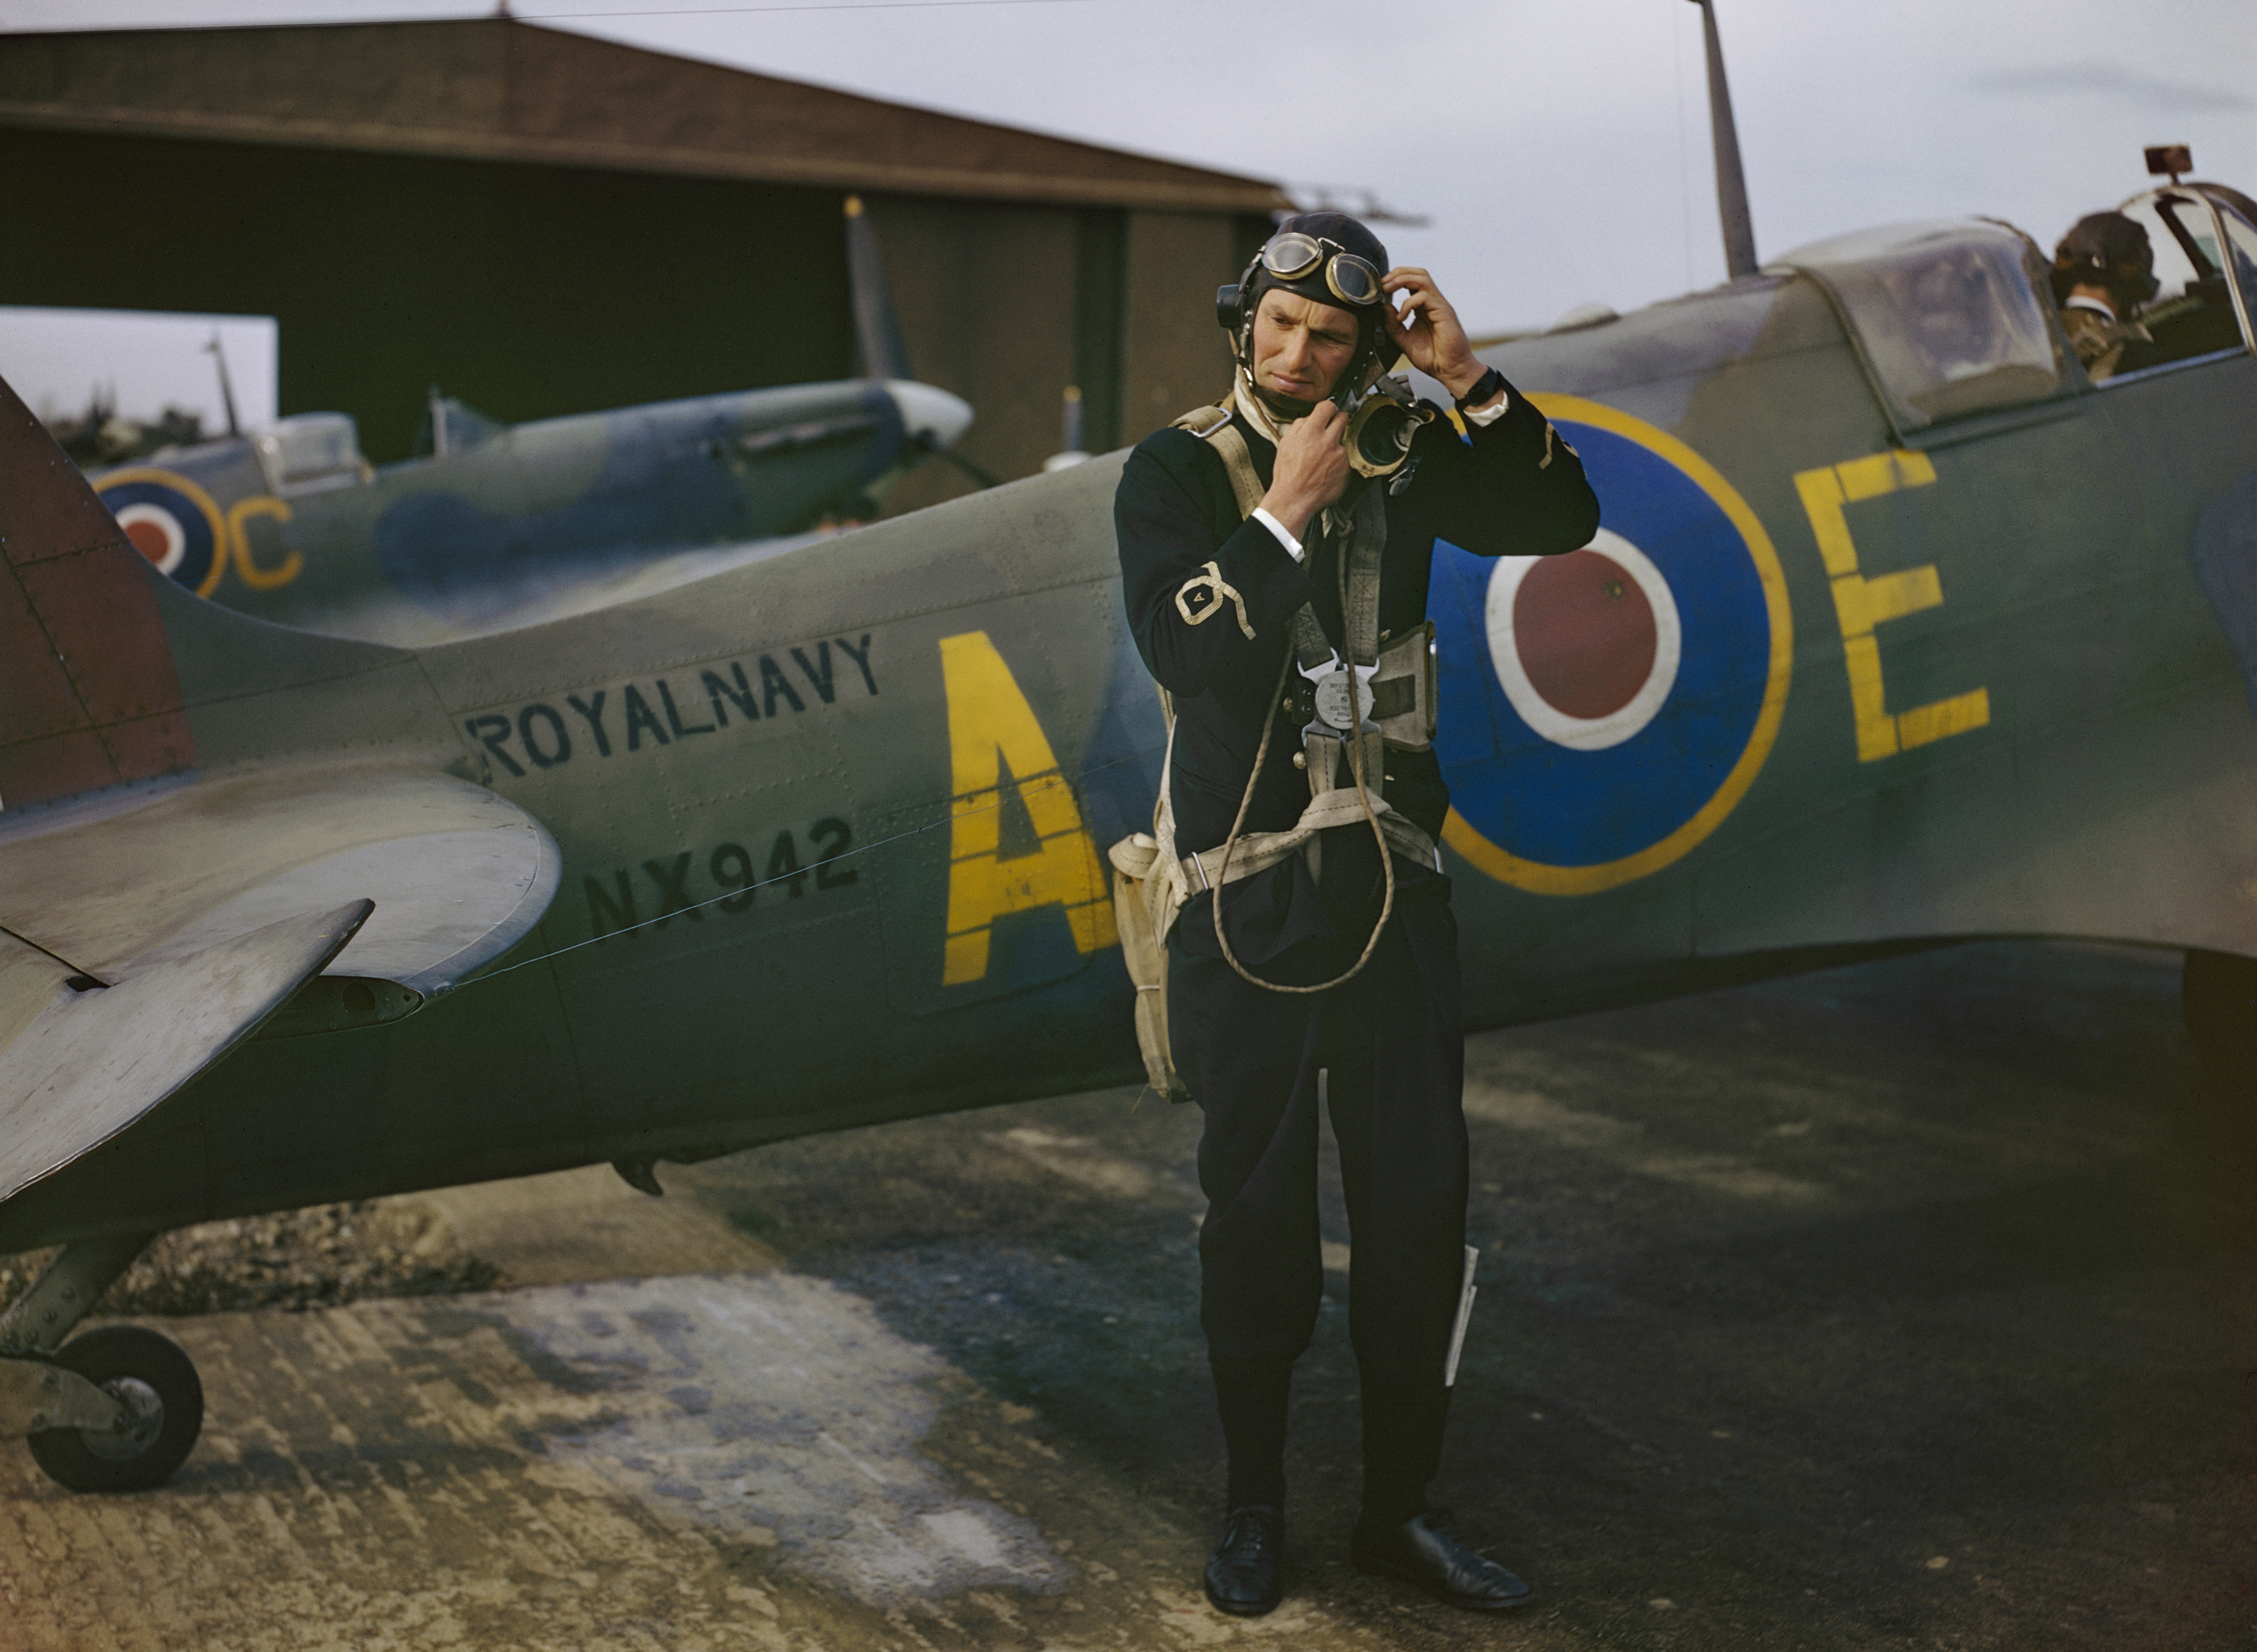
[
  {"xmin": 1251, "ymin": 506, "xmax": 1304, "ymax": 562},
  {"xmin": 1463, "ymin": 387, "xmax": 1511, "ymax": 426}
]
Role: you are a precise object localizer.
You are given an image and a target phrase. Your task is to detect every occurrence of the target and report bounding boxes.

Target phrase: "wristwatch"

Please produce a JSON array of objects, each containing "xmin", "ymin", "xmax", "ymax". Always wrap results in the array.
[{"xmin": 1455, "ymin": 366, "xmax": 1505, "ymax": 408}]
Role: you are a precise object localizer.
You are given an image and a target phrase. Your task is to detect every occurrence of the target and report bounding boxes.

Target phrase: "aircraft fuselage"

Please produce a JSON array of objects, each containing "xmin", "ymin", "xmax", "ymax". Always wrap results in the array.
[
  {"xmin": 86, "ymin": 378, "xmax": 927, "ymax": 644},
  {"xmin": 10, "ymin": 218, "xmax": 2256, "ymax": 1252}
]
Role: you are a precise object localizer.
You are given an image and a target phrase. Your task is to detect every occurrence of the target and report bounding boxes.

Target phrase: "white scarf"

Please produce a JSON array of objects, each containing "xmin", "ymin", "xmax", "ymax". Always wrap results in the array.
[{"xmin": 1232, "ymin": 364, "xmax": 1307, "ymax": 448}]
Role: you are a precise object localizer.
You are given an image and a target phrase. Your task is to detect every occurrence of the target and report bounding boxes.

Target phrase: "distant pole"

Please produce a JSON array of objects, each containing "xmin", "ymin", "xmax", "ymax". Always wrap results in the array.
[
  {"xmin": 1060, "ymin": 385, "xmax": 1083, "ymax": 456},
  {"xmin": 1041, "ymin": 385, "xmax": 1090, "ymax": 472},
  {"xmin": 204, "ymin": 332, "xmax": 242, "ymax": 438},
  {"xmin": 1688, "ymin": 0, "xmax": 1758, "ymax": 280}
]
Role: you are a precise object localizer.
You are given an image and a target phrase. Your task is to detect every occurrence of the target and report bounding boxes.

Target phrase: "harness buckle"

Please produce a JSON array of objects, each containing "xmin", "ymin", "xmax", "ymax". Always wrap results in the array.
[{"xmin": 1298, "ymin": 653, "xmax": 1380, "ymax": 744}]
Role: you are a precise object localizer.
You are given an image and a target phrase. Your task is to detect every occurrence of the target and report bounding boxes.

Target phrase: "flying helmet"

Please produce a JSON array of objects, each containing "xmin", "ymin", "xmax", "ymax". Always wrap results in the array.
[
  {"xmin": 2051, "ymin": 211, "xmax": 2159, "ymax": 312},
  {"xmin": 1217, "ymin": 212, "xmax": 1394, "ymax": 403}
]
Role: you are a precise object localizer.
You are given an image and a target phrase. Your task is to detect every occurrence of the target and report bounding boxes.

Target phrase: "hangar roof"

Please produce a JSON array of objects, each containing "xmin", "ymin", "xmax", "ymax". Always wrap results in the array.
[{"xmin": 0, "ymin": 18, "xmax": 1291, "ymax": 215}]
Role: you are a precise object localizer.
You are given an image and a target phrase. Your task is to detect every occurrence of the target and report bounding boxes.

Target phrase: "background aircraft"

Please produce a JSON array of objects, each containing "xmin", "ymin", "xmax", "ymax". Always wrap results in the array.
[{"xmin": 78, "ymin": 198, "xmax": 978, "ymax": 647}]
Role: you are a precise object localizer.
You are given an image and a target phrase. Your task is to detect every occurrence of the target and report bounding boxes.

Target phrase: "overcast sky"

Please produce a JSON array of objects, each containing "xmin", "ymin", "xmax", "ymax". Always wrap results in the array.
[{"xmin": 4, "ymin": 0, "xmax": 2251, "ymax": 397}]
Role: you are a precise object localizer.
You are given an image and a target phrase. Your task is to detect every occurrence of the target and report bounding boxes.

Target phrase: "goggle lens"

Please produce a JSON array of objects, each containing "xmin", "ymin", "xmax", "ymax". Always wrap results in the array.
[
  {"xmin": 1325, "ymin": 255, "xmax": 1382, "ymax": 307},
  {"xmin": 1260, "ymin": 233, "xmax": 1325, "ymax": 281}
]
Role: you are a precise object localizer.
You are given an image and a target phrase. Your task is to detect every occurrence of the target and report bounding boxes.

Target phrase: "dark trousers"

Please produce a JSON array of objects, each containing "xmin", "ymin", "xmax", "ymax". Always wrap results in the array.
[{"xmin": 1169, "ymin": 893, "xmax": 1469, "ymax": 1523}]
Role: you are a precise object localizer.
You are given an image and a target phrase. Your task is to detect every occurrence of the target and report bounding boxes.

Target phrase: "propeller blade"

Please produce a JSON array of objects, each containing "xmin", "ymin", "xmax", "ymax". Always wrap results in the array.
[{"xmin": 845, "ymin": 195, "xmax": 914, "ymax": 383}]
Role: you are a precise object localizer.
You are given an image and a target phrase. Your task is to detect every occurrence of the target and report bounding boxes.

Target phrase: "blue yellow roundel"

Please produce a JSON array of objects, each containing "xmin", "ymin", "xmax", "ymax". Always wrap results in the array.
[
  {"xmin": 1433, "ymin": 395, "xmax": 1790, "ymax": 895},
  {"xmin": 95, "ymin": 468, "xmax": 229, "ymax": 598}
]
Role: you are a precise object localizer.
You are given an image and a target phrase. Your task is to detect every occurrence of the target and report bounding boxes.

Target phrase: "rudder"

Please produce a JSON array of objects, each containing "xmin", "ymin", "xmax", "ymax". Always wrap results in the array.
[{"xmin": 0, "ymin": 372, "xmax": 195, "ymax": 811}]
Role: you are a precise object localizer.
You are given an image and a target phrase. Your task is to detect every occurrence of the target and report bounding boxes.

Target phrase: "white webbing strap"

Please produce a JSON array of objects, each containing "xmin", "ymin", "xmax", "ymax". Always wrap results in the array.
[
  {"xmin": 1137, "ymin": 783, "xmax": 1437, "ymax": 947},
  {"xmin": 1145, "ymin": 399, "xmax": 1433, "ymax": 920},
  {"xmin": 1174, "ymin": 401, "xmax": 1266, "ymax": 520}
]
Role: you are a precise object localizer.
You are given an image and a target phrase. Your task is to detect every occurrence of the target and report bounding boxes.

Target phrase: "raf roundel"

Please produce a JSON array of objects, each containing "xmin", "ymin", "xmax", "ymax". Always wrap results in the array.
[
  {"xmin": 94, "ymin": 469, "xmax": 229, "ymax": 597},
  {"xmin": 1486, "ymin": 528, "xmax": 1682, "ymax": 752},
  {"xmin": 1431, "ymin": 395, "xmax": 1791, "ymax": 895}
]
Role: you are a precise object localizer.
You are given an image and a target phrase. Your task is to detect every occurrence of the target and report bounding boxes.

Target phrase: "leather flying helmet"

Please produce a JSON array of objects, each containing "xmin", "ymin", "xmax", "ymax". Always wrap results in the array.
[
  {"xmin": 2051, "ymin": 211, "xmax": 2159, "ymax": 310},
  {"xmin": 1217, "ymin": 212, "xmax": 1394, "ymax": 397}
]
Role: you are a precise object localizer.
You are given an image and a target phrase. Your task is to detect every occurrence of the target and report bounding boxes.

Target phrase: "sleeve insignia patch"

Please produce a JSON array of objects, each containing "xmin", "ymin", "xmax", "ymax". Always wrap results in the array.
[{"xmin": 1175, "ymin": 560, "xmax": 1255, "ymax": 639}]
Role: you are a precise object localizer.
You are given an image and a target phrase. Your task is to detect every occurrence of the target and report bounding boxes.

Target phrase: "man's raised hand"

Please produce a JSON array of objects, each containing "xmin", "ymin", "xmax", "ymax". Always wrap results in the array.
[
  {"xmin": 1381, "ymin": 269, "xmax": 1490, "ymax": 402},
  {"xmin": 1260, "ymin": 401, "xmax": 1351, "ymax": 541}
]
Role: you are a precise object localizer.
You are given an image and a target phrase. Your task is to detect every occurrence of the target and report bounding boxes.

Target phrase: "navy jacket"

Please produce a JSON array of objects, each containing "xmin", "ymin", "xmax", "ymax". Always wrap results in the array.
[{"xmin": 1116, "ymin": 376, "xmax": 1600, "ymax": 862}]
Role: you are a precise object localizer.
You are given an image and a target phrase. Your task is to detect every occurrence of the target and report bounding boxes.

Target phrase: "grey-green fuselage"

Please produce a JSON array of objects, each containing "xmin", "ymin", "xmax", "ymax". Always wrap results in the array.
[{"xmin": 87, "ymin": 379, "xmax": 928, "ymax": 646}]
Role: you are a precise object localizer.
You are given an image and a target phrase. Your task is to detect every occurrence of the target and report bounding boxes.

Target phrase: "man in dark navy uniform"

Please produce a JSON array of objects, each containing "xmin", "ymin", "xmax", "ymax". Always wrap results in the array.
[{"xmin": 1113, "ymin": 214, "xmax": 1599, "ymax": 1615}]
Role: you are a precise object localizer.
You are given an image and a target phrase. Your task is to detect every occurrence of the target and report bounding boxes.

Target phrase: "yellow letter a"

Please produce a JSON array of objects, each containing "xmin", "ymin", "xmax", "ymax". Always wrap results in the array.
[{"xmin": 940, "ymin": 631, "xmax": 1118, "ymax": 986}]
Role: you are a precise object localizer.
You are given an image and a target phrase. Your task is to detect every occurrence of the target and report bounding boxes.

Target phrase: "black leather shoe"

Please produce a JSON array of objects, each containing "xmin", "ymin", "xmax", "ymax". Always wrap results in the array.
[
  {"xmin": 1351, "ymin": 1508, "xmax": 1531, "ymax": 1611},
  {"xmin": 1203, "ymin": 1504, "xmax": 1284, "ymax": 1616}
]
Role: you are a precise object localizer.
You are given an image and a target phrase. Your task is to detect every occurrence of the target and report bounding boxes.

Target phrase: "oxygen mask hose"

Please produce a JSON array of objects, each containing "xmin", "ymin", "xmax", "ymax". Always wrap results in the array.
[{"xmin": 1211, "ymin": 528, "xmax": 1396, "ymax": 996}]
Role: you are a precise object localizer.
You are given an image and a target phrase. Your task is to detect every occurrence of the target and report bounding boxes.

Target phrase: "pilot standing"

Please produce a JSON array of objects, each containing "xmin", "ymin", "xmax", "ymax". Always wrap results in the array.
[
  {"xmin": 2051, "ymin": 211, "xmax": 2157, "ymax": 382},
  {"xmin": 1113, "ymin": 214, "xmax": 1599, "ymax": 1616}
]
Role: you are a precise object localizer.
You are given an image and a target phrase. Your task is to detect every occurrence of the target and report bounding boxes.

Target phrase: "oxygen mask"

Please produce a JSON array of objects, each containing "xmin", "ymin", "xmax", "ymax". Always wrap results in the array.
[{"xmin": 1339, "ymin": 374, "xmax": 1434, "ymax": 478}]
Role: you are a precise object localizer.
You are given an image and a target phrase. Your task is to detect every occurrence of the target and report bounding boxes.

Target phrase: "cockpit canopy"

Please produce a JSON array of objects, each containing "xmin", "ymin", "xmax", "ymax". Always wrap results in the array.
[
  {"xmin": 2107, "ymin": 184, "xmax": 2257, "ymax": 367},
  {"xmin": 1769, "ymin": 219, "xmax": 2068, "ymax": 432},
  {"xmin": 254, "ymin": 412, "xmax": 370, "ymax": 496},
  {"xmin": 1771, "ymin": 186, "xmax": 2256, "ymax": 436}
]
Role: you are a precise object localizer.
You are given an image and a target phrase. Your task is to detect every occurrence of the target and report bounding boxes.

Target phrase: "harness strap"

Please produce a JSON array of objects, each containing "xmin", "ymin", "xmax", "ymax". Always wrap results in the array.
[
  {"xmin": 1175, "ymin": 403, "xmax": 1265, "ymax": 519},
  {"xmin": 1128, "ymin": 398, "xmax": 1433, "ymax": 994},
  {"xmin": 1334, "ymin": 489, "xmax": 1387, "ymax": 667},
  {"xmin": 1177, "ymin": 790, "xmax": 1436, "ymax": 899},
  {"xmin": 1132, "ymin": 779, "xmax": 1440, "ymax": 951}
]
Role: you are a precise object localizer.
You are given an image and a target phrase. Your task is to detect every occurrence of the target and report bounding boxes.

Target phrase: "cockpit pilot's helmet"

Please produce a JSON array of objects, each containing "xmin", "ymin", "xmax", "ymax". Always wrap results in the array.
[{"xmin": 2051, "ymin": 212, "xmax": 2159, "ymax": 312}]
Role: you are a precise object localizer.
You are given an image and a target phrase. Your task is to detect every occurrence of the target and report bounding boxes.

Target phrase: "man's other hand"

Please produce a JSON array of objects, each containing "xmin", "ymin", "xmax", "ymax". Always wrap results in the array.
[
  {"xmin": 1381, "ymin": 269, "xmax": 1491, "ymax": 403},
  {"xmin": 1260, "ymin": 401, "xmax": 1350, "ymax": 540}
]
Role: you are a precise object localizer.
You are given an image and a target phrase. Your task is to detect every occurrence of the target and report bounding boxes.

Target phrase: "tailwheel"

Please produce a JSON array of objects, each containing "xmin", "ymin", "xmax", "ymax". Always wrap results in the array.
[{"xmin": 26, "ymin": 1326, "xmax": 203, "ymax": 1493}]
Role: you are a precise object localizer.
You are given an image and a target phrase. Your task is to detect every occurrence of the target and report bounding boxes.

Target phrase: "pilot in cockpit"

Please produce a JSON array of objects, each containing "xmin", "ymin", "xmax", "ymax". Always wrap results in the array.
[{"xmin": 2050, "ymin": 211, "xmax": 2157, "ymax": 381}]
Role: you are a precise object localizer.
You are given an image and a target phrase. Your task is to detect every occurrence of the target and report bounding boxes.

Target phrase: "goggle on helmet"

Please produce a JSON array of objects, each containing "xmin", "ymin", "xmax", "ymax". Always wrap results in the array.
[{"xmin": 1258, "ymin": 231, "xmax": 1385, "ymax": 309}]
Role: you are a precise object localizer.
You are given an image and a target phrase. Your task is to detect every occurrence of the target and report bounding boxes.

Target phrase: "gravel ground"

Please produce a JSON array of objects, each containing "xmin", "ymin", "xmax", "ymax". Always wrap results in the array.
[
  {"xmin": 1, "ymin": 939, "xmax": 2250, "ymax": 1650},
  {"xmin": 0, "ymin": 1200, "xmax": 501, "ymax": 1318}
]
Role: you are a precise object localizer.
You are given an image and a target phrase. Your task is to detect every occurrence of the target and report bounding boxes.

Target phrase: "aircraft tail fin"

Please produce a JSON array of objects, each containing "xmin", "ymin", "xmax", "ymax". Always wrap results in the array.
[
  {"xmin": 845, "ymin": 194, "xmax": 915, "ymax": 383},
  {"xmin": 424, "ymin": 389, "xmax": 508, "ymax": 458},
  {"xmin": 0, "ymin": 372, "xmax": 196, "ymax": 812},
  {"xmin": 0, "ymin": 369, "xmax": 415, "ymax": 817}
]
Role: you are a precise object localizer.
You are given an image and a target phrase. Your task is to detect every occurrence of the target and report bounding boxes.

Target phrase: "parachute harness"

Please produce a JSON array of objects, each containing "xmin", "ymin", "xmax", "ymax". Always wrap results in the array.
[{"xmin": 1110, "ymin": 402, "xmax": 1440, "ymax": 1009}]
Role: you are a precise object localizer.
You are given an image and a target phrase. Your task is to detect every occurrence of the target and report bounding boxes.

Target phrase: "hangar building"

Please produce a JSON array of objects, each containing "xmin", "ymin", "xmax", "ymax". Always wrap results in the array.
[{"xmin": 0, "ymin": 18, "xmax": 1289, "ymax": 507}]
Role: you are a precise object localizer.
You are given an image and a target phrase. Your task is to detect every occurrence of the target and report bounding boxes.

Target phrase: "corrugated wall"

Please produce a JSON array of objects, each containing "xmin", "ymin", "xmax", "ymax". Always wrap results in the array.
[
  {"xmin": 0, "ymin": 20, "xmax": 1284, "ymax": 501},
  {"xmin": 0, "ymin": 127, "xmax": 852, "ymax": 464},
  {"xmin": 2, "ymin": 126, "xmax": 1271, "ymax": 498}
]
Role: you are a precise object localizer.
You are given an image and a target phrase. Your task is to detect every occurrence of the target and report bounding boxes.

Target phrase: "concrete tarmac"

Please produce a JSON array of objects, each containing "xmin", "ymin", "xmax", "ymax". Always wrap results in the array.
[{"xmin": 1, "ymin": 941, "xmax": 2251, "ymax": 1649}]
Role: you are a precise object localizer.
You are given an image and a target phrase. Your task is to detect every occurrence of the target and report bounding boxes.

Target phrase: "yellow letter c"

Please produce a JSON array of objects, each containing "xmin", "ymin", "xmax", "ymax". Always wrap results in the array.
[{"xmin": 228, "ymin": 495, "xmax": 301, "ymax": 592}]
